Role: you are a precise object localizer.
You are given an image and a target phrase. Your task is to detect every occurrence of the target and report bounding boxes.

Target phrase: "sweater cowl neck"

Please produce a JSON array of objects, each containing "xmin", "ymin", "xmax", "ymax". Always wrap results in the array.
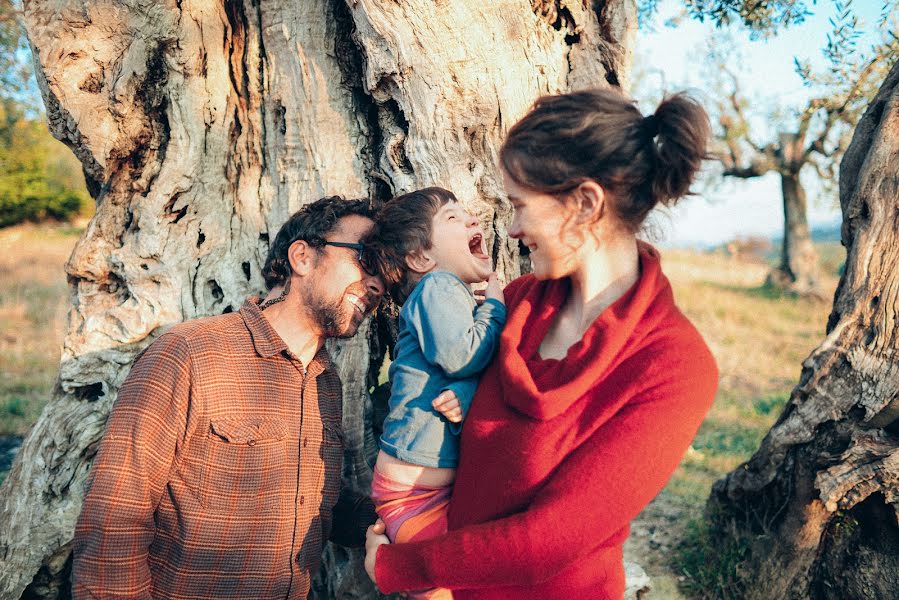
[{"xmin": 498, "ymin": 242, "xmax": 674, "ymax": 421}]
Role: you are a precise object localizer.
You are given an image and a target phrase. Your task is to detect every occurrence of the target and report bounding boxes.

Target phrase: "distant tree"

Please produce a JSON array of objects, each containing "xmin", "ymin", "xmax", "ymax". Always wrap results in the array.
[
  {"xmin": 0, "ymin": 0, "xmax": 88, "ymax": 226},
  {"xmin": 707, "ymin": 2, "xmax": 898, "ymax": 296},
  {"xmin": 0, "ymin": 0, "xmax": 37, "ymax": 103}
]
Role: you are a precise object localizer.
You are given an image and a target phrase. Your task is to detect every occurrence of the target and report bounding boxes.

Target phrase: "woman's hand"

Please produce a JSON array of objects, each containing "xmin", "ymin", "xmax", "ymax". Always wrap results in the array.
[
  {"xmin": 432, "ymin": 389, "xmax": 463, "ymax": 423},
  {"xmin": 365, "ymin": 519, "xmax": 390, "ymax": 586}
]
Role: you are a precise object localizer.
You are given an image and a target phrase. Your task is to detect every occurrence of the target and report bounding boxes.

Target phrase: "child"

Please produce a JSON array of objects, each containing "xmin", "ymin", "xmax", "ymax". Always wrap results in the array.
[{"xmin": 365, "ymin": 187, "xmax": 506, "ymax": 600}]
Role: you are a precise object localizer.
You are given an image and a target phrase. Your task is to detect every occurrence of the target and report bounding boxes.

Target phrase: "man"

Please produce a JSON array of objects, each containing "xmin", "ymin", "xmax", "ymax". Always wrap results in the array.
[{"xmin": 73, "ymin": 197, "xmax": 385, "ymax": 599}]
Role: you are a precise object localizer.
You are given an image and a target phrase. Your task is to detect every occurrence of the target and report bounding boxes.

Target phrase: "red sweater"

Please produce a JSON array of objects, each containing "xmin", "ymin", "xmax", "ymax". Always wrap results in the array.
[{"xmin": 375, "ymin": 243, "xmax": 718, "ymax": 599}]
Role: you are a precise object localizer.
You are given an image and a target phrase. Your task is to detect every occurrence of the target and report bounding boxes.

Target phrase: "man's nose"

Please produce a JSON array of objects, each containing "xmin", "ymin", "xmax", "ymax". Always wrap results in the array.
[{"xmin": 365, "ymin": 273, "xmax": 386, "ymax": 299}]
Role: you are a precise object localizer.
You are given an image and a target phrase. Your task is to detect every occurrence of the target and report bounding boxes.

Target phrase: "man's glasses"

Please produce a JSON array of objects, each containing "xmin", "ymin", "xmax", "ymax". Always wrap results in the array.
[{"xmin": 321, "ymin": 241, "xmax": 378, "ymax": 276}]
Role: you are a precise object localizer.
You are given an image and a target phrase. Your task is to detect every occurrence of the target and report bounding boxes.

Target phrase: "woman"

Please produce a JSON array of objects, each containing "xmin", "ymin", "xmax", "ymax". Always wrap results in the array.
[{"xmin": 365, "ymin": 88, "xmax": 719, "ymax": 598}]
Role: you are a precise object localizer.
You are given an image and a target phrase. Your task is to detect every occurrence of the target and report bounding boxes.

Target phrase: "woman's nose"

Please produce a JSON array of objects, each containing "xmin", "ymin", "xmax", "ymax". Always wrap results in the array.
[{"xmin": 508, "ymin": 216, "xmax": 522, "ymax": 239}]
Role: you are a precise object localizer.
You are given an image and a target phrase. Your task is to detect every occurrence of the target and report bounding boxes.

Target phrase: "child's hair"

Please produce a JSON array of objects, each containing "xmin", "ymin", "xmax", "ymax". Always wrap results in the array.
[
  {"xmin": 500, "ymin": 88, "xmax": 710, "ymax": 232},
  {"xmin": 365, "ymin": 187, "xmax": 457, "ymax": 304}
]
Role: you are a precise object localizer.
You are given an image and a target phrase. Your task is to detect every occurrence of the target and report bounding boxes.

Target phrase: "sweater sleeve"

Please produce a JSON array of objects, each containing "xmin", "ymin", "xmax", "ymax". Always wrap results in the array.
[
  {"xmin": 374, "ymin": 353, "xmax": 717, "ymax": 592},
  {"xmin": 408, "ymin": 273, "xmax": 507, "ymax": 378},
  {"xmin": 72, "ymin": 333, "xmax": 193, "ymax": 599}
]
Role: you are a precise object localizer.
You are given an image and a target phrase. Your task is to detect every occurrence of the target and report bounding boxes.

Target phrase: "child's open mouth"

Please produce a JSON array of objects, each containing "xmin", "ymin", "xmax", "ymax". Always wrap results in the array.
[{"xmin": 468, "ymin": 233, "xmax": 489, "ymax": 259}]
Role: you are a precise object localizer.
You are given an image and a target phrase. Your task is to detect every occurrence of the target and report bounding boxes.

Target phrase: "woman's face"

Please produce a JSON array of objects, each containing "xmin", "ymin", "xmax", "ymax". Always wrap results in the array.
[{"xmin": 503, "ymin": 169, "xmax": 582, "ymax": 280}]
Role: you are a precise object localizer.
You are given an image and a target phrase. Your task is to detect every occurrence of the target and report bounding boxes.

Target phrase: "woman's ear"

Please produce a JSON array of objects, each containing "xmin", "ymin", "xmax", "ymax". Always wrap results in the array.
[
  {"xmin": 572, "ymin": 181, "xmax": 606, "ymax": 224},
  {"xmin": 287, "ymin": 239, "xmax": 316, "ymax": 277},
  {"xmin": 405, "ymin": 250, "xmax": 436, "ymax": 275}
]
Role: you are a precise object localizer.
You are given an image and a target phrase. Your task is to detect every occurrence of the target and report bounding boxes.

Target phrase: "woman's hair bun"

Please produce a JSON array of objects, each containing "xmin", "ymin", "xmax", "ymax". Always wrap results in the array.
[{"xmin": 649, "ymin": 93, "xmax": 711, "ymax": 206}]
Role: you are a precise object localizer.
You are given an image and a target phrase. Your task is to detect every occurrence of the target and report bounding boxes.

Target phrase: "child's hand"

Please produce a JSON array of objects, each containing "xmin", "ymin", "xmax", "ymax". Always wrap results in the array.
[
  {"xmin": 484, "ymin": 272, "xmax": 505, "ymax": 305},
  {"xmin": 432, "ymin": 390, "xmax": 463, "ymax": 423}
]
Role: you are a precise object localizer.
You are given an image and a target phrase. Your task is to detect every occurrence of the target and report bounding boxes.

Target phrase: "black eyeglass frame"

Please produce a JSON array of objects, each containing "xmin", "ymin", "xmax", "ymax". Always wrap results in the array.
[{"xmin": 320, "ymin": 240, "xmax": 377, "ymax": 276}]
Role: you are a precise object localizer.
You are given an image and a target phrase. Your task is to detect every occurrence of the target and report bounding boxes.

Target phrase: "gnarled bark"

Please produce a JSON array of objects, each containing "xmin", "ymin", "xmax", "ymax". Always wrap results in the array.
[
  {"xmin": 0, "ymin": 1, "xmax": 636, "ymax": 598},
  {"xmin": 708, "ymin": 60, "xmax": 899, "ymax": 599}
]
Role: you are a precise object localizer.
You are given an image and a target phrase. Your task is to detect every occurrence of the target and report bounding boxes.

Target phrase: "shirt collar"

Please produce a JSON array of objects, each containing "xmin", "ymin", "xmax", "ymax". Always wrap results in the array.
[{"xmin": 239, "ymin": 297, "xmax": 332, "ymax": 373}]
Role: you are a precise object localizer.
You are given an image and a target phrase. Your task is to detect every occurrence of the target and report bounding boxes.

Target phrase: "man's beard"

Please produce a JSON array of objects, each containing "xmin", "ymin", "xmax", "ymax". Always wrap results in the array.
[
  {"xmin": 301, "ymin": 274, "xmax": 374, "ymax": 339},
  {"xmin": 304, "ymin": 291, "xmax": 352, "ymax": 338}
]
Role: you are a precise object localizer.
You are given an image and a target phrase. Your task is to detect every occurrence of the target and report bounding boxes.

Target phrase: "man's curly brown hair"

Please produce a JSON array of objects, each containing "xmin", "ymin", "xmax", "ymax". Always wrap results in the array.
[{"xmin": 261, "ymin": 196, "xmax": 376, "ymax": 290}]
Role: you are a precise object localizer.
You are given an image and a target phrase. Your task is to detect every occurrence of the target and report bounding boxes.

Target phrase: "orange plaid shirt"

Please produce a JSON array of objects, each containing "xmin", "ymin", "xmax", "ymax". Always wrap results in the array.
[{"xmin": 73, "ymin": 298, "xmax": 376, "ymax": 599}]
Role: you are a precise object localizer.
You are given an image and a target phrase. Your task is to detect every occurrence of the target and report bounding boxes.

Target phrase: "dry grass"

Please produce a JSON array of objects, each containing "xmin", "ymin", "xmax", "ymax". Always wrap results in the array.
[
  {"xmin": 0, "ymin": 223, "xmax": 80, "ymax": 435},
  {"xmin": 666, "ymin": 247, "xmax": 838, "ymax": 470}
]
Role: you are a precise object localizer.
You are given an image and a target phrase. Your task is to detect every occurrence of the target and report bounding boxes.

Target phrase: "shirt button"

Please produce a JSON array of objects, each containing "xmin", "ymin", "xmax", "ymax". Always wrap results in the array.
[
  {"xmin": 303, "ymin": 437, "xmax": 308, "ymax": 448},
  {"xmin": 299, "ymin": 495, "xmax": 305, "ymax": 505},
  {"xmin": 247, "ymin": 439, "xmax": 256, "ymax": 446}
]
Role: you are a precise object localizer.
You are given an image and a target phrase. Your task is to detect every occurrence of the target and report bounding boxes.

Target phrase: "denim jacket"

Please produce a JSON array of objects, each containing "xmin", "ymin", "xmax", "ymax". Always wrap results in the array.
[{"xmin": 380, "ymin": 271, "xmax": 507, "ymax": 468}]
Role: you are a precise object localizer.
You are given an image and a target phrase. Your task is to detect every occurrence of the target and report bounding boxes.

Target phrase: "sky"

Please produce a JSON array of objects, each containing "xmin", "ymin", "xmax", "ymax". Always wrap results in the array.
[{"xmin": 637, "ymin": 0, "xmax": 888, "ymax": 247}]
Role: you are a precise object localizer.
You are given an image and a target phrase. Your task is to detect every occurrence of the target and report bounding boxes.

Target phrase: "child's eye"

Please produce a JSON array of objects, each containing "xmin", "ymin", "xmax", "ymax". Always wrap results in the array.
[{"xmin": 447, "ymin": 215, "xmax": 457, "ymax": 220}]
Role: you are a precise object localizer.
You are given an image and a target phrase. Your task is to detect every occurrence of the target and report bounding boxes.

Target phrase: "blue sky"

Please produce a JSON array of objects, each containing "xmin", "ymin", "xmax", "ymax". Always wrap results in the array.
[{"xmin": 638, "ymin": 0, "xmax": 887, "ymax": 247}]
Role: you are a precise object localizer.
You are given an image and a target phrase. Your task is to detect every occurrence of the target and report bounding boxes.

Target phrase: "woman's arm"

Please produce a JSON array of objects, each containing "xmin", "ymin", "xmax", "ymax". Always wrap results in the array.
[{"xmin": 372, "ymin": 360, "xmax": 717, "ymax": 593}]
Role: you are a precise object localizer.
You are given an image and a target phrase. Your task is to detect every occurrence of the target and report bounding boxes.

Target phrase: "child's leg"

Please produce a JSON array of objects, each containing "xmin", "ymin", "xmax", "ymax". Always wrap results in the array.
[{"xmin": 371, "ymin": 468, "xmax": 453, "ymax": 600}]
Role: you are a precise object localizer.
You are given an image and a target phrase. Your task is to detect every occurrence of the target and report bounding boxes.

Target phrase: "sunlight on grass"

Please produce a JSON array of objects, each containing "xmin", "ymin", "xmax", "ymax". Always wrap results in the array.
[{"xmin": 0, "ymin": 223, "xmax": 79, "ymax": 435}]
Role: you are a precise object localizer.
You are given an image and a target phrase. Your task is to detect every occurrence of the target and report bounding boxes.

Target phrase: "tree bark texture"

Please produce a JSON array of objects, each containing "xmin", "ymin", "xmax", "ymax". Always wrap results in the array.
[
  {"xmin": 765, "ymin": 172, "xmax": 823, "ymax": 298},
  {"xmin": 0, "ymin": 1, "xmax": 636, "ymax": 598},
  {"xmin": 708, "ymin": 61, "xmax": 899, "ymax": 600}
]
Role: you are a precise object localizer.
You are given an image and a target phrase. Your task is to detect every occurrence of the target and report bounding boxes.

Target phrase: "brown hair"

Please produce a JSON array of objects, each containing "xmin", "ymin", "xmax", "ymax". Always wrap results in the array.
[
  {"xmin": 262, "ymin": 196, "xmax": 376, "ymax": 289},
  {"xmin": 364, "ymin": 187, "xmax": 457, "ymax": 304},
  {"xmin": 500, "ymin": 88, "xmax": 710, "ymax": 232}
]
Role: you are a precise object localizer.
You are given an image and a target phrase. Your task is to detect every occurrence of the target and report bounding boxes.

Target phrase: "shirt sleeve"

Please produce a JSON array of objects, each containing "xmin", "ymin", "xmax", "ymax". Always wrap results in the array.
[
  {"xmin": 72, "ymin": 333, "xmax": 194, "ymax": 599},
  {"xmin": 374, "ymin": 361, "xmax": 717, "ymax": 592},
  {"xmin": 407, "ymin": 273, "xmax": 507, "ymax": 379}
]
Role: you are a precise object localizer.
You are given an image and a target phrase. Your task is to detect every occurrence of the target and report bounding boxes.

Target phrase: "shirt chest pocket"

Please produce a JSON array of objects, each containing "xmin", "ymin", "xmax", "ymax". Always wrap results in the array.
[{"xmin": 201, "ymin": 418, "xmax": 291, "ymax": 514}]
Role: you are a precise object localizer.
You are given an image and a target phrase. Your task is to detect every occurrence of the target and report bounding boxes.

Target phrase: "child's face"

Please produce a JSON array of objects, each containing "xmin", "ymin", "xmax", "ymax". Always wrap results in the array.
[{"xmin": 424, "ymin": 201, "xmax": 493, "ymax": 284}]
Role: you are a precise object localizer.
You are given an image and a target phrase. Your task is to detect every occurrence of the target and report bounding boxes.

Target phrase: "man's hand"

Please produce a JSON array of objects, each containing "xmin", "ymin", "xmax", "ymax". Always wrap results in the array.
[
  {"xmin": 432, "ymin": 389, "xmax": 463, "ymax": 424},
  {"xmin": 484, "ymin": 272, "xmax": 504, "ymax": 305},
  {"xmin": 365, "ymin": 519, "xmax": 390, "ymax": 586}
]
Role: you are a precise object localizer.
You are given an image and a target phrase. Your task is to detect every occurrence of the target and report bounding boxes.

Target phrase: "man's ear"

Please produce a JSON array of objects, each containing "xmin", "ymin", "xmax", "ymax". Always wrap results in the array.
[
  {"xmin": 572, "ymin": 180, "xmax": 605, "ymax": 224},
  {"xmin": 287, "ymin": 239, "xmax": 317, "ymax": 277},
  {"xmin": 405, "ymin": 250, "xmax": 436, "ymax": 275}
]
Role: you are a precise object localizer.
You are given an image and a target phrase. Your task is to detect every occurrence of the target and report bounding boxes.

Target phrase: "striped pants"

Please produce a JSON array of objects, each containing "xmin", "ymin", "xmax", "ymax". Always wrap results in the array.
[{"xmin": 371, "ymin": 468, "xmax": 454, "ymax": 600}]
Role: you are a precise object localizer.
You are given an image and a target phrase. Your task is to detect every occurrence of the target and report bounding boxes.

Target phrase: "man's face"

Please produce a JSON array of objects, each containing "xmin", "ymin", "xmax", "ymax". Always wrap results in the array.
[{"xmin": 303, "ymin": 214, "xmax": 385, "ymax": 338}]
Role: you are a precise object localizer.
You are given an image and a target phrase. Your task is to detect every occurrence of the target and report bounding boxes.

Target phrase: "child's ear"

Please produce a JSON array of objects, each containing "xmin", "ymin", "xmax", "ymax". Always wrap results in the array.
[
  {"xmin": 287, "ymin": 240, "xmax": 316, "ymax": 276},
  {"xmin": 405, "ymin": 251, "xmax": 435, "ymax": 275},
  {"xmin": 572, "ymin": 181, "xmax": 605, "ymax": 224}
]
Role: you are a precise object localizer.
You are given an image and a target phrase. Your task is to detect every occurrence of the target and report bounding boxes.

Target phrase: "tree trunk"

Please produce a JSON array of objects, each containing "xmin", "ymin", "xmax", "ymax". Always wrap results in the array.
[
  {"xmin": 708, "ymin": 61, "xmax": 899, "ymax": 599},
  {"xmin": 0, "ymin": 1, "xmax": 636, "ymax": 598},
  {"xmin": 765, "ymin": 171, "xmax": 823, "ymax": 297}
]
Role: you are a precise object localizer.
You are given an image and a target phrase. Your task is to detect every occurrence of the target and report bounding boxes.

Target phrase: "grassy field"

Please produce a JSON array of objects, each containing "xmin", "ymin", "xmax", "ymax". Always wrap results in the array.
[
  {"xmin": 0, "ymin": 223, "xmax": 80, "ymax": 435},
  {"xmin": 0, "ymin": 223, "xmax": 842, "ymax": 597}
]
